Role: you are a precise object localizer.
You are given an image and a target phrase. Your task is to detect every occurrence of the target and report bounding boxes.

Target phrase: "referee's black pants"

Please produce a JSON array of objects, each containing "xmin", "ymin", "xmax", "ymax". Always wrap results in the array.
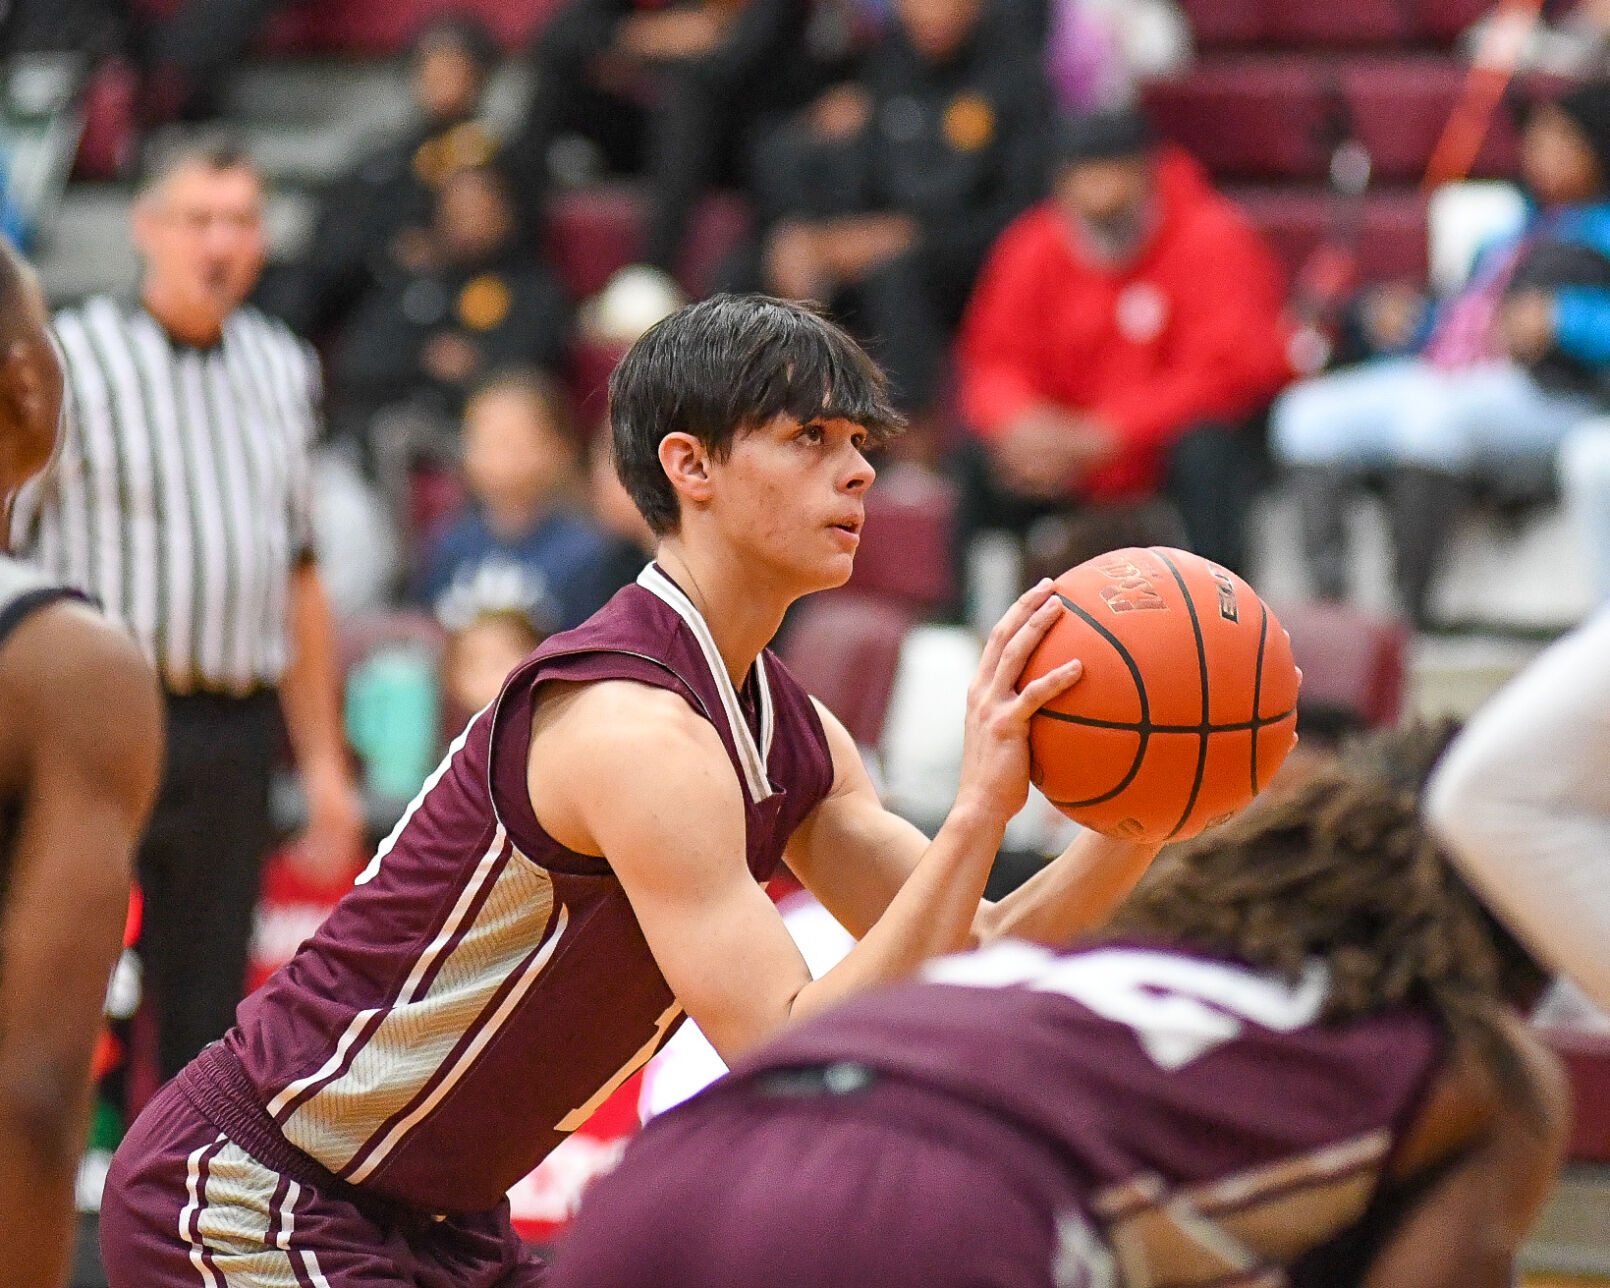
[{"xmin": 137, "ymin": 689, "xmax": 279, "ymax": 1086}]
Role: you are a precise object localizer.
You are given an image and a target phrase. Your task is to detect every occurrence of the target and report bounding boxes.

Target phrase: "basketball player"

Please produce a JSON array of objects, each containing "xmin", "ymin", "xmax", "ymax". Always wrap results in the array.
[
  {"xmin": 101, "ymin": 295, "xmax": 1168, "ymax": 1287},
  {"xmin": 550, "ymin": 722, "xmax": 1567, "ymax": 1288},
  {"xmin": 0, "ymin": 238, "xmax": 163, "ymax": 1288},
  {"xmin": 1427, "ymin": 608, "xmax": 1610, "ymax": 1011}
]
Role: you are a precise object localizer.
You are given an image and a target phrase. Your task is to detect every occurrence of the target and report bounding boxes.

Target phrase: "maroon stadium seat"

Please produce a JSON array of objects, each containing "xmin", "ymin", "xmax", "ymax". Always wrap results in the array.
[
  {"xmin": 1174, "ymin": 0, "xmax": 1265, "ymax": 49},
  {"xmin": 1280, "ymin": 601, "xmax": 1408, "ymax": 731},
  {"xmin": 1342, "ymin": 57, "xmax": 1521, "ymax": 182},
  {"xmin": 1265, "ymin": 0, "xmax": 1414, "ymax": 49},
  {"xmin": 1413, "ymin": 0, "xmax": 1492, "ymax": 45},
  {"xmin": 676, "ymin": 190, "xmax": 751, "ymax": 300},
  {"xmin": 257, "ymin": 0, "xmax": 559, "ymax": 57},
  {"xmin": 544, "ymin": 184, "xmax": 647, "ymax": 303},
  {"xmin": 846, "ymin": 463, "xmax": 958, "ymax": 614},
  {"xmin": 1544, "ymin": 1030, "xmax": 1610, "ymax": 1163},
  {"xmin": 1230, "ymin": 187, "xmax": 1430, "ymax": 283},
  {"xmin": 778, "ymin": 591, "xmax": 915, "ymax": 747},
  {"xmin": 1144, "ymin": 59, "xmax": 1335, "ymax": 181}
]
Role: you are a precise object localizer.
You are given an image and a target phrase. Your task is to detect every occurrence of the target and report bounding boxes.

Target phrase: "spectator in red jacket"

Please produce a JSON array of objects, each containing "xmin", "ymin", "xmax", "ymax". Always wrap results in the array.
[{"xmin": 955, "ymin": 108, "xmax": 1293, "ymax": 572}]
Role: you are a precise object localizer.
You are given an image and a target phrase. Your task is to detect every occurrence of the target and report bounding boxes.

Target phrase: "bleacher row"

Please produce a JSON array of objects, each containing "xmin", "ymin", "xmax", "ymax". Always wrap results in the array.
[{"xmin": 84, "ymin": 0, "xmax": 1496, "ymax": 299}]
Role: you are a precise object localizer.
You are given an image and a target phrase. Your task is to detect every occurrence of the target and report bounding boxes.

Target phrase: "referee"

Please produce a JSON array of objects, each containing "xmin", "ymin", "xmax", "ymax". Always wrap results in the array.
[{"xmin": 9, "ymin": 131, "xmax": 363, "ymax": 1083}]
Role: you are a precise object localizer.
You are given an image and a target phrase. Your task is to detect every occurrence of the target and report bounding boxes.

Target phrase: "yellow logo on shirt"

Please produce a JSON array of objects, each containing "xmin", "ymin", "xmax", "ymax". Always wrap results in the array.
[
  {"xmin": 458, "ymin": 275, "xmax": 512, "ymax": 331},
  {"xmin": 943, "ymin": 93, "xmax": 995, "ymax": 152}
]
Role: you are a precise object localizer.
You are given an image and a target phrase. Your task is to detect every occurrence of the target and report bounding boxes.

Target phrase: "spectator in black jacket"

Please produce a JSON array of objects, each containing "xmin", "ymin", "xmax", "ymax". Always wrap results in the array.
[
  {"xmin": 752, "ymin": 0, "xmax": 1052, "ymax": 415},
  {"xmin": 506, "ymin": 0, "xmax": 847, "ymax": 274},
  {"xmin": 261, "ymin": 14, "xmax": 503, "ymax": 338},
  {"xmin": 328, "ymin": 160, "xmax": 569, "ymax": 454}
]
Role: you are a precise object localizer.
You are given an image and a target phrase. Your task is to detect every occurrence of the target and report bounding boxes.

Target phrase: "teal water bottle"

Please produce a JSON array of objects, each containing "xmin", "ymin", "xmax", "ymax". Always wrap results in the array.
[{"xmin": 345, "ymin": 644, "xmax": 440, "ymax": 804}]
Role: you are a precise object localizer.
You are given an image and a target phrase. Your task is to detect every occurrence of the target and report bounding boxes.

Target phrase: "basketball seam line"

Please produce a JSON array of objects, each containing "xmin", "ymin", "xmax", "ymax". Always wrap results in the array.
[
  {"xmin": 1035, "ymin": 707, "xmax": 1297, "ymax": 734},
  {"xmin": 1250, "ymin": 601, "xmax": 1269, "ymax": 798},
  {"xmin": 1050, "ymin": 593, "xmax": 1152, "ymax": 808},
  {"xmin": 1157, "ymin": 550, "xmax": 1211, "ymax": 841}
]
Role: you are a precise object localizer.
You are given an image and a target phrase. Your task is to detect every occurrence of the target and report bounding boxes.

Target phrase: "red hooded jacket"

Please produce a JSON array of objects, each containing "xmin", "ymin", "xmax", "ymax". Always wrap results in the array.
[{"xmin": 957, "ymin": 148, "xmax": 1294, "ymax": 499}]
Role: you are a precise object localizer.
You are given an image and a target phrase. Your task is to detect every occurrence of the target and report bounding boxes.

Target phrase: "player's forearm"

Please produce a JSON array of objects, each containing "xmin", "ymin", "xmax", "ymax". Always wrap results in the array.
[
  {"xmin": 0, "ymin": 1069, "xmax": 92, "ymax": 1288},
  {"xmin": 787, "ymin": 803, "xmax": 1006, "ymax": 1025},
  {"xmin": 975, "ymin": 829, "xmax": 1160, "ymax": 947},
  {"xmin": 1427, "ymin": 609, "xmax": 1610, "ymax": 1009}
]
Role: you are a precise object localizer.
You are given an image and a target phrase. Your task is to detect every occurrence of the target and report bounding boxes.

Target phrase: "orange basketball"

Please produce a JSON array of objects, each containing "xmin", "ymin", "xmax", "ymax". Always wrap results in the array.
[{"xmin": 1022, "ymin": 547, "xmax": 1300, "ymax": 845}]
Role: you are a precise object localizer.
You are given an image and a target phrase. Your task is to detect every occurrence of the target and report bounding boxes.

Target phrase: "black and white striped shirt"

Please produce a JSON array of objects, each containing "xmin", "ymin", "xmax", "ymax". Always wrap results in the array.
[{"xmin": 9, "ymin": 297, "xmax": 320, "ymax": 695}]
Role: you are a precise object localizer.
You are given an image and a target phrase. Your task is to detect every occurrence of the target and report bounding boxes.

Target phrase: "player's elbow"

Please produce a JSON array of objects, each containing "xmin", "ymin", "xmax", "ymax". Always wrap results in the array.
[{"xmin": 0, "ymin": 1059, "xmax": 90, "ymax": 1172}]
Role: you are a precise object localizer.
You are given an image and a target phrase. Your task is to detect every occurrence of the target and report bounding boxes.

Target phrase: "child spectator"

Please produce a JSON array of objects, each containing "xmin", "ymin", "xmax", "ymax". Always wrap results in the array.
[
  {"xmin": 416, "ymin": 370, "xmax": 615, "ymax": 630},
  {"xmin": 435, "ymin": 567, "xmax": 555, "ymax": 730}
]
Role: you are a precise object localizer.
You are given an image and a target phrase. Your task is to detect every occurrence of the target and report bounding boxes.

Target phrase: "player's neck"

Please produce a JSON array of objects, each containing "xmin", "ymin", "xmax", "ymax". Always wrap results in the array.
[{"xmin": 653, "ymin": 539, "xmax": 791, "ymax": 687}]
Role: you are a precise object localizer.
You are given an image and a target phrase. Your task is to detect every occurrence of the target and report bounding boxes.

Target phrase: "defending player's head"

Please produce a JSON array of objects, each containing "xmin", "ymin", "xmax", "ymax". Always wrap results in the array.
[
  {"xmin": 0, "ymin": 235, "xmax": 62, "ymax": 551},
  {"xmin": 608, "ymin": 294, "xmax": 904, "ymax": 539},
  {"xmin": 1105, "ymin": 721, "xmax": 1548, "ymax": 1059}
]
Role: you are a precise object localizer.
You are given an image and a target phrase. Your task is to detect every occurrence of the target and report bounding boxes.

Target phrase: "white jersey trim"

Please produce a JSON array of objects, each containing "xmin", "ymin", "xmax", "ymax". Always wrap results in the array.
[{"xmin": 637, "ymin": 563, "xmax": 776, "ymax": 804}]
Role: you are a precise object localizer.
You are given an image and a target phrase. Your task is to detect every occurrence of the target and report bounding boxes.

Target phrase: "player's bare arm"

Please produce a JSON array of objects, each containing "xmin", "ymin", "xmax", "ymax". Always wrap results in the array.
[
  {"xmin": 0, "ymin": 601, "xmax": 161, "ymax": 1288},
  {"xmin": 783, "ymin": 582, "xmax": 1161, "ymax": 949},
  {"xmin": 1360, "ymin": 1015, "xmax": 1570, "ymax": 1288},
  {"xmin": 526, "ymin": 580, "xmax": 1082, "ymax": 1062}
]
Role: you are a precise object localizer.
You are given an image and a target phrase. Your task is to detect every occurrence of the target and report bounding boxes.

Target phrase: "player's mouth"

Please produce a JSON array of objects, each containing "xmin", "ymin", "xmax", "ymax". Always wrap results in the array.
[{"xmin": 828, "ymin": 516, "xmax": 862, "ymax": 547}]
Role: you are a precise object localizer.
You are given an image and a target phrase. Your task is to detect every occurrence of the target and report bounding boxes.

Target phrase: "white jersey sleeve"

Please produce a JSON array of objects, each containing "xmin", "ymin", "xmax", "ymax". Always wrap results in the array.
[{"xmin": 1426, "ymin": 608, "xmax": 1610, "ymax": 1009}]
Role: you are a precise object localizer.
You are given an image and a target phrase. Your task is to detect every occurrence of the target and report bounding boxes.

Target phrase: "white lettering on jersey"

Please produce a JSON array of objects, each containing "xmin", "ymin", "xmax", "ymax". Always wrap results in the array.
[{"xmin": 924, "ymin": 943, "xmax": 1328, "ymax": 1070}]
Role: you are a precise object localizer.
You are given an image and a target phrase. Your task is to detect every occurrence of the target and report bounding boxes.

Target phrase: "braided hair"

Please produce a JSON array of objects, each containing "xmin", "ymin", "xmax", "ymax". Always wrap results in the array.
[{"xmin": 1102, "ymin": 721, "xmax": 1548, "ymax": 1084}]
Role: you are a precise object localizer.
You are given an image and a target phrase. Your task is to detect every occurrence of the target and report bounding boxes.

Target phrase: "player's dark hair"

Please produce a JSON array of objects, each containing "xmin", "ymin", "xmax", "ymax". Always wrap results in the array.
[
  {"xmin": 1102, "ymin": 721, "xmax": 1549, "ymax": 1095},
  {"xmin": 608, "ymin": 294, "xmax": 904, "ymax": 536}
]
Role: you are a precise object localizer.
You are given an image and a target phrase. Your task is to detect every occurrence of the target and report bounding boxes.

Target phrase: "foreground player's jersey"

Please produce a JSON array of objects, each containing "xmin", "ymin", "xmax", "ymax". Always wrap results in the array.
[
  {"xmin": 0, "ymin": 555, "xmax": 85, "ymax": 890},
  {"xmin": 203, "ymin": 565, "xmax": 834, "ymax": 1212},
  {"xmin": 736, "ymin": 940, "xmax": 1445, "ymax": 1288}
]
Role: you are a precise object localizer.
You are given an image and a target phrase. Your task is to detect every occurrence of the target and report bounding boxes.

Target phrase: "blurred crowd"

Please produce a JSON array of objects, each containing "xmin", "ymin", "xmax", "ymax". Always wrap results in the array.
[{"xmin": 17, "ymin": 0, "xmax": 1610, "ymax": 1255}]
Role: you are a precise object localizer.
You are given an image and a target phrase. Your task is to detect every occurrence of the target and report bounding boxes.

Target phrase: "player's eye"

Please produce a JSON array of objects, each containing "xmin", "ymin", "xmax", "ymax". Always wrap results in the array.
[{"xmin": 798, "ymin": 423, "xmax": 825, "ymax": 445}]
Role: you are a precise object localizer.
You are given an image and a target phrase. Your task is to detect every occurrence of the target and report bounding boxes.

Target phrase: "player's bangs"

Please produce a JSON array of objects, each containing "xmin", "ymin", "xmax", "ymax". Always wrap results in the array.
[{"xmin": 732, "ymin": 311, "xmax": 905, "ymax": 443}]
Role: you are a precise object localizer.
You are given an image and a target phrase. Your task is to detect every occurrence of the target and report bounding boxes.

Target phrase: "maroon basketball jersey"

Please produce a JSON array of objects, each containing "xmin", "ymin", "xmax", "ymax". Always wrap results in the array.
[
  {"xmin": 193, "ymin": 565, "xmax": 833, "ymax": 1213},
  {"xmin": 733, "ymin": 940, "xmax": 1445, "ymax": 1287}
]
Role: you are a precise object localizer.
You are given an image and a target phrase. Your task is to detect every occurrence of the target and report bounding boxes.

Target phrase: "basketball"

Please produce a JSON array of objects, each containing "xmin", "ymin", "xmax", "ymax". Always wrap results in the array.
[{"xmin": 1022, "ymin": 547, "xmax": 1300, "ymax": 844}]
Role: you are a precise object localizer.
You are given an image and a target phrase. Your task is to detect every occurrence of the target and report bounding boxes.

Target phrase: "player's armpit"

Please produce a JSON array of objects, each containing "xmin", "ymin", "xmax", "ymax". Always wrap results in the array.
[
  {"xmin": 782, "ymin": 699, "xmax": 930, "ymax": 940},
  {"xmin": 527, "ymin": 680, "xmax": 820, "ymax": 1062},
  {"xmin": 1360, "ymin": 1021, "xmax": 1569, "ymax": 1288},
  {"xmin": 0, "ymin": 603, "xmax": 161, "ymax": 1288}
]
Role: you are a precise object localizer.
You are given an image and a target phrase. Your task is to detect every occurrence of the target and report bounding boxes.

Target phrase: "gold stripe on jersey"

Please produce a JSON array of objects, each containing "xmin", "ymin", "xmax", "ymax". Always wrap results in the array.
[
  {"xmin": 1092, "ymin": 1130, "xmax": 1393, "ymax": 1287},
  {"xmin": 280, "ymin": 835, "xmax": 561, "ymax": 1176}
]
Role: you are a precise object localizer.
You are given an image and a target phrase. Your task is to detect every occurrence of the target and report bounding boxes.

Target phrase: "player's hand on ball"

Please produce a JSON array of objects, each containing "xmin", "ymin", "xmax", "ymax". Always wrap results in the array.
[{"xmin": 956, "ymin": 579, "xmax": 1084, "ymax": 823}]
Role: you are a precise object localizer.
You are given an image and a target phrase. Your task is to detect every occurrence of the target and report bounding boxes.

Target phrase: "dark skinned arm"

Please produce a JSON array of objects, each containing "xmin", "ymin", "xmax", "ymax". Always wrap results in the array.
[
  {"xmin": 0, "ymin": 600, "xmax": 161, "ymax": 1288},
  {"xmin": 1359, "ymin": 1019, "xmax": 1570, "ymax": 1288}
]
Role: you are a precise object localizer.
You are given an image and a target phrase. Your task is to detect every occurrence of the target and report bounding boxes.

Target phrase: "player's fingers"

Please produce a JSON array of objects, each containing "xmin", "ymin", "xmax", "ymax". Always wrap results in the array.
[
  {"xmin": 992, "ymin": 592, "xmax": 1065, "ymax": 692},
  {"xmin": 977, "ymin": 579, "xmax": 1056, "ymax": 678},
  {"xmin": 1015, "ymin": 658, "xmax": 1083, "ymax": 713}
]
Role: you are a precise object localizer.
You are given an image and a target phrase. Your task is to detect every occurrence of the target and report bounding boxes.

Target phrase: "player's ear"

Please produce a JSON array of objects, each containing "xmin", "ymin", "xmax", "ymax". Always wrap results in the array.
[{"xmin": 659, "ymin": 432, "xmax": 714, "ymax": 507}]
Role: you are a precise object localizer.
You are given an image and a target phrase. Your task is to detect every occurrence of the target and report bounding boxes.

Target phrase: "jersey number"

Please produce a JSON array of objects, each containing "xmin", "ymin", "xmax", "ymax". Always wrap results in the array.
[{"xmin": 924, "ymin": 942, "xmax": 1328, "ymax": 1070}]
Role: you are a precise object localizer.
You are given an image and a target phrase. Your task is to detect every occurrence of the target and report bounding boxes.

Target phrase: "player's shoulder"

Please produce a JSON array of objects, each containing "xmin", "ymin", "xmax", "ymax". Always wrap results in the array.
[
  {"xmin": 0, "ymin": 597, "xmax": 159, "ymax": 768},
  {"xmin": 540, "ymin": 676, "xmax": 718, "ymax": 756}
]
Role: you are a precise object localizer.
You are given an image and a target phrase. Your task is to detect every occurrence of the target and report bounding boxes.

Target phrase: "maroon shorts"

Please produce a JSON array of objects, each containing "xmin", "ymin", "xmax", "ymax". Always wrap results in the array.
[
  {"xmin": 548, "ymin": 1065, "xmax": 1113, "ymax": 1288},
  {"xmin": 100, "ymin": 1078, "xmax": 548, "ymax": 1288}
]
